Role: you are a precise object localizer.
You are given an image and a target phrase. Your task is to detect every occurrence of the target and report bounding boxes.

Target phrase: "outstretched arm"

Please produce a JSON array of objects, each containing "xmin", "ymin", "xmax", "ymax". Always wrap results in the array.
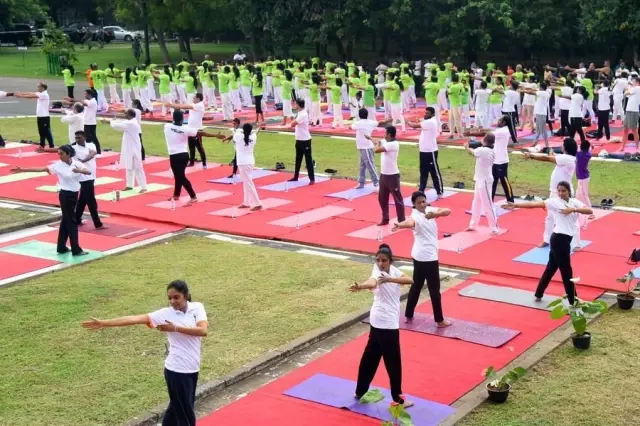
[
  {"xmin": 502, "ymin": 201, "xmax": 546, "ymax": 210},
  {"xmin": 10, "ymin": 166, "xmax": 50, "ymax": 174},
  {"xmin": 81, "ymin": 314, "xmax": 150, "ymax": 329},
  {"xmin": 349, "ymin": 278, "xmax": 378, "ymax": 292},
  {"xmin": 523, "ymin": 152, "xmax": 557, "ymax": 163}
]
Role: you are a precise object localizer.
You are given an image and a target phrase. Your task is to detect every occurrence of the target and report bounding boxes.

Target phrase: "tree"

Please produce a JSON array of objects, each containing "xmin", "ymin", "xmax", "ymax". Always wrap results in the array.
[
  {"xmin": 580, "ymin": 0, "xmax": 640, "ymax": 62},
  {"xmin": 0, "ymin": 0, "xmax": 47, "ymax": 27}
]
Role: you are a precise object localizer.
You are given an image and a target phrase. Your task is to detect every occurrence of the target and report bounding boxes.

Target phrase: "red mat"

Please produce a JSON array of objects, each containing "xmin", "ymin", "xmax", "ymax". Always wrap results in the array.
[{"xmin": 0, "ymin": 252, "xmax": 60, "ymax": 280}]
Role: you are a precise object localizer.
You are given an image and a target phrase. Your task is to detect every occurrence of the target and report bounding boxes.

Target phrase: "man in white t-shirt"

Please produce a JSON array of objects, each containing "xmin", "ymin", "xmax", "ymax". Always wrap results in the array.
[
  {"xmin": 64, "ymin": 89, "xmax": 102, "ymax": 154},
  {"xmin": 491, "ymin": 116, "xmax": 515, "ymax": 202},
  {"xmin": 523, "ymin": 82, "xmax": 551, "ymax": 147},
  {"xmin": 351, "ymin": 108, "xmax": 380, "ymax": 188},
  {"xmin": 15, "ymin": 82, "xmax": 55, "ymax": 148},
  {"xmin": 464, "ymin": 133, "xmax": 498, "ymax": 234},
  {"xmin": 611, "ymin": 72, "xmax": 629, "ymax": 121},
  {"xmin": 596, "ymin": 81, "xmax": 612, "ymax": 141},
  {"xmin": 407, "ymin": 107, "xmax": 443, "ymax": 195},
  {"xmin": 61, "ymin": 103, "xmax": 85, "ymax": 144},
  {"xmin": 501, "ymin": 81, "xmax": 520, "ymax": 143},
  {"xmin": 164, "ymin": 93, "xmax": 208, "ymax": 168},
  {"xmin": 523, "ymin": 137, "xmax": 578, "ymax": 247},
  {"xmin": 72, "ymin": 131, "xmax": 105, "ymax": 229},
  {"xmin": 623, "ymin": 77, "xmax": 640, "ymax": 152},
  {"xmin": 289, "ymin": 99, "xmax": 315, "ymax": 184},
  {"xmin": 370, "ymin": 126, "xmax": 405, "ymax": 226},
  {"xmin": 473, "ymin": 81, "xmax": 491, "ymax": 129}
]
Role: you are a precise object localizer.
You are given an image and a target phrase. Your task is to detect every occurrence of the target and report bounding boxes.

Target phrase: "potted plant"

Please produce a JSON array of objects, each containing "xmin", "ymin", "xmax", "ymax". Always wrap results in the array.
[
  {"xmin": 482, "ymin": 366, "xmax": 526, "ymax": 403},
  {"xmin": 548, "ymin": 296, "xmax": 608, "ymax": 349},
  {"xmin": 359, "ymin": 389, "xmax": 413, "ymax": 426},
  {"xmin": 615, "ymin": 271, "xmax": 639, "ymax": 310}
]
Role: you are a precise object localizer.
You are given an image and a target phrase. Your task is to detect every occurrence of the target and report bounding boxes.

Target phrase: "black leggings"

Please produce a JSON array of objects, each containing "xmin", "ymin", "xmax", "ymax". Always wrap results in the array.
[
  {"xmin": 84, "ymin": 124, "xmax": 101, "ymax": 154},
  {"xmin": 188, "ymin": 136, "xmax": 206, "ymax": 166},
  {"xmin": 292, "ymin": 139, "xmax": 314, "ymax": 181},
  {"xmin": 139, "ymin": 133, "xmax": 145, "ymax": 161},
  {"xmin": 163, "ymin": 368, "xmax": 198, "ymax": 426},
  {"xmin": 58, "ymin": 190, "xmax": 82, "ymax": 254},
  {"xmin": 356, "ymin": 326, "xmax": 404, "ymax": 403},
  {"xmin": 559, "ymin": 110, "xmax": 570, "ymax": 136},
  {"xmin": 255, "ymin": 95, "xmax": 263, "ymax": 114},
  {"xmin": 230, "ymin": 154, "xmax": 238, "ymax": 175},
  {"xmin": 37, "ymin": 117, "xmax": 54, "ymax": 148},
  {"xmin": 491, "ymin": 163, "xmax": 514, "ymax": 202},
  {"xmin": 67, "ymin": 86, "xmax": 75, "ymax": 99},
  {"xmin": 75, "ymin": 180, "xmax": 102, "ymax": 228},
  {"xmin": 596, "ymin": 109, "xmax": 610, "ymax": 140},
  {"xmin": 569, "ymin": 117, "xmax": 586, "ymax": 144},
  {"xmin": 405, "ymin": 259, "xmax": 444, "ymax": 323},
  {"xmin": 536, "ymin": 233, "xmax": 577, "ymax": 304},
  {"xmin": 418, "ymin": 151, "xmax": 443, "ymax": 194},
  {"xmin": 170, "ymin": 152, "xmax": 196, "ymax": 198},
  {"xmin": 502, "ymin": 110, "xmax": 519, "ymax": 143}
]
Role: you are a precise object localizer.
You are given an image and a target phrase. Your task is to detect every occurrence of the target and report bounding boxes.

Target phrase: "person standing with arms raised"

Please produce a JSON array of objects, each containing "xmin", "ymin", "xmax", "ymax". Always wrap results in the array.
[
  {"xmin": 163, "ymin": 93, "xmax": 208, "ymax": 168},
  {"xmin": 107, "ymin": 109, "xmax": 147, "ymax": 193},
  {"xmin": 65, "ymin": 89, "xmax": 102, "ymax": 154},
  {"xmin": 464, "ymin": 133, "xmax": 499, "ymax": 235},
  {"xmin": 288, "ymin": 99, "xmax": 315, "ymax": 185},
  {"xmin": 82, "ymin": 280, "xmax": 208, "ymax": 426},
  {"xmin": 491, "ymin": 115, "xmax": 515, "ymax": 202},
  {"xmin": 14, "ymin": 83, "xmax": 54, "ymax": 149},
  {"xmin": 407, "ymin": 107, "xmax": 443, "ymax": 196}
]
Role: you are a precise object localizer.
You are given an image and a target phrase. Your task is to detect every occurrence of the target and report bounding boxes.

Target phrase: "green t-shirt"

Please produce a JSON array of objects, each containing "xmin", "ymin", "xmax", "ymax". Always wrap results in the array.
[
  {"xmin": 437, "ymin": 70, "xmax": 447, "ymax": 86},
  {"xmin": 448, "ymin": 83, "xmax": 463, "ymax": 107},
  {"xmin": 240, "ymin": 68, "xmax": 252, "ymax": 87},
  {"xmin": 158, "ymin": 74, "xmax": 171, "ymax": 95},
  {"xmin": 581, "ymin": 78, "xmax": 594, "ymax": 100},
  {"xmin": 388, "ymin": 82, "xmax": 401, "ymax": 105},
  {"xmin": 400, "ymin": 74, "xmax": 413, "ymax": 89},
  {"xmin": 62, "ymin": 69, "xmax": 75, "ymax": 87},
  {"xmin": 489, "ymin": 84, "xmax": 503, "ymax": 104},
  {"xmin": 281, "ymin": 80, "xmax": 292, "ymax": 100},
  {"xmin": 424, "ymin": 82, "xmax": 439, "ymax": 104},
  {"xmin": 91, "ymin": 70, "xmax": 105, "ymax": 90},
  {"xmin": 347, "ymin": 62, "xmax": 356, "ymax": 76},
  {"xmin": 329, "ymin": 85, "xmax": 342, "ymax": 104},
  {"xmin": 458, "ymin": 71, "xmax": 470, "ymax": 84},
  {"xmin": 348, "ymin": 77, "xmax": 360, "ymax": 97},
  {"xmin": 444, "ymin": 63, "xmax": 453, "ymax": 79},
  {"xmin": 513, "ymin": 71, "xmax": 524, "ymax": 82},
  {"xmin": 363, "ymin": 85, "xmax": 375, "ymax": 107},
  {"xmin": 294, "ymin": 71, "xmax": 306, "ymax": 90},
  {"xmin": 173, "ymin": 70, "xmax": 183, "ymax": 87},
  {"xmin": 272, "ymin": 69, "xmax": 282, "ymax": 87},
  {"xmin": 218, "ymin": 73, "xmax": 230, "ymax": 94},
  {"xmin": 105, "ymin": 68, "xmax": 119, "ymax": 85},
  {"xmin": 326, "ymin": 73, "xmax": 336, "ymax": 86},
  {"xmin": 137, "ymin": 70, "xmax": 147, "ymax": 88},
  {"xmin": 308, "ymin": 83, "xmax": 319, "ymax": 102},
  {"xmin": 461, "ymin": 86, "xmax": 470, "ymax": 105},
  {"xmin": 229, "ymin": 73, "xmax": 239, "ymax": 90},
  {"xmin": 487, "ymin": 62, "xmax": 496, "ymax": 72},
  {"xmin": 185, "ymin": 75, "xmax": 196, "ymax": 94},
  {"xmin": 252, "ymin": 76, "xmax": 264, "ymax": 96},
  {"xmin": 121, "ymin": 73, "xmax": 131, "ymax": 90}
]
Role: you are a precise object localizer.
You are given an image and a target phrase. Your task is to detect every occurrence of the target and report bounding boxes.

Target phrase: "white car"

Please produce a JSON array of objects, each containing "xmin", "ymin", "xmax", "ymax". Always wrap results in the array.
[{"xmin": 103, "ymin": 26, "xmax": 139, "ymax": 42}]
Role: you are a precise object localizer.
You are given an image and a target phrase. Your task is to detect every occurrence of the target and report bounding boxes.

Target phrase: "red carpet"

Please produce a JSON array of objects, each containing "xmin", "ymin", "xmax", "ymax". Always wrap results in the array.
[{"xmin": 0, "ymin": 252, "xmax": 59, "ymax": 279}]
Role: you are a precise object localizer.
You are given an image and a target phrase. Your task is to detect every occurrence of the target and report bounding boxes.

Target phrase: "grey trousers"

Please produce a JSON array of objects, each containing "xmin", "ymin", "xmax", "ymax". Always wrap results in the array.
[
  {"xmin": 535, "ymin": 114, "xmax": 549, "ymax": 146},
  {"xmin": 358, "ymin": 148, "xmax": 379, "ymax": 186}
]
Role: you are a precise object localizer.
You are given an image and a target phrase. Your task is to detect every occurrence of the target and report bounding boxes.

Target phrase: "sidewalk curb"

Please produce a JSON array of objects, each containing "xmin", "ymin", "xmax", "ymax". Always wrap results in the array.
[{"xmin": 0, "ymin": 216, "xmax": 57, "ymax": 235}]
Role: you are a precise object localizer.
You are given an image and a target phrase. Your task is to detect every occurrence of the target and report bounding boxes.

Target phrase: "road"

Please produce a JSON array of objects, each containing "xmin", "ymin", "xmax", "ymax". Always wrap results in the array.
[{"xmin": 0, "ymin": 77, "xmax": 67, "ymax": 117}]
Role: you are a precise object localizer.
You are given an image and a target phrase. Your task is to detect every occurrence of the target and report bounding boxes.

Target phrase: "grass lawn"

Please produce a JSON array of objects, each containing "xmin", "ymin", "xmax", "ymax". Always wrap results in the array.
[
  {"xmin": 0, "ymin": 235, "xmax": 372, "ymax": 425},
  {"xmin": 3, "ymin": 117, "xmax": 640, "ymax": 206},
  {"xmin": 0, "ymin": 42, "xmax": 314, "ymax": 79},
  {"xmin": 458, "ymin": 308, "xmax": 640, "ymax": 426},
  {"xmin": 0, "ymin": 207, "xmax": 51, "ymax": 231}
]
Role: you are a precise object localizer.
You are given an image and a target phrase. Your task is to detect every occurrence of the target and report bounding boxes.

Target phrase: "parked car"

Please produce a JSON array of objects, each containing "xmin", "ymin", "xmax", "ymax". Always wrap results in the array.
[
  {"xmin": 0, "ymin": 23, "xmax": 43, "ymax": 46},
  {"xmin": 103, "ymin": 26, "xmax": 141, "ymax": 42},
  {"xmin": 63, "ymin": 23, "xmax": 114, "ymax": 44}
]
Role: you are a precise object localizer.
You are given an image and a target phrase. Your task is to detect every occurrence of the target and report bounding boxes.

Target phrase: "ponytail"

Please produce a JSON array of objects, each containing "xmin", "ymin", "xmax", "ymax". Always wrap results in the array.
[
  {"xmin": 376, "ymin": 243, "xmax": 393, "ymax": 262},
  {"xmin": 242, "ymin": 123, "xmax": 253, "ymax": 146}
]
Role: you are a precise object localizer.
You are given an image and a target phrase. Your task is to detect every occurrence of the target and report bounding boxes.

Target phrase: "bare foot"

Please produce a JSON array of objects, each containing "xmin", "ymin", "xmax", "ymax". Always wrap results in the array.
[
  {"xmin": 491, "ymin": 229, "xmax": 500, "ymax": 236},
  {"xmin": 437, "ymin": 320, "xmax": 452, "ymax": 328},
  {"xmin": 402, "ymin": 400, "xmax": 415, "ymax": 408},
  {"xmin": 405, "ymin": 317, "xmax": 413, "ymax": 323},
  {"xmin": 250, "ymin": 205, "xmax": 263, "ymax": 211},
  {"xmin": 465, "ymin": 227, "xmax": 475, "ymax": 232},
  {"xmin": 537, "ymin": 242, "xmax": 549, "ymax": 248},
  {"xmin": 139, "ymin": 189, "xmax": 147, "ymax": 194},
  {"xmin": 123, "ymin": 187, "xmax": 133, "ymax": 191},
  {"xmin": 238, "ymin": 204, "xmax": 250, "ymax": 209}
]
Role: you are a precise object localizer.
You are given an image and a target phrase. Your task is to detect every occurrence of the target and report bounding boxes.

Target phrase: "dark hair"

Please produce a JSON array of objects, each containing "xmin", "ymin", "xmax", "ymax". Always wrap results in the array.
[
  {"xmin": 125, "ymin": 109, "xmax": 137, "ymax": 119},
  {"xmin": 40, "ymin": 83, "xmax": 48, "ymax": 90},
  {"xmin": 74, "ymin": 130, "xmax": 86, "ymax": 137},
  {"xmin": 167, "ymin": 280, "xmax": 192, "ymax": 302},
  {"xmin": 255, "ymin": 70, "xmax": 263, "ymax": 88},
  {"xmin": 59, "ymin": 144, "xmax": 75, "ymax": 157},
  {"xmin": 358, "ymin": 108, "xmax": 368, "ymax": 119},
  {"xmin": 67, "ymin": 65, "xmax": 75, "ymax": 77},
  {"xmin": 580, "ymin": 140, "xmax": 591, "ymax": 152},
  {"xmin": 411, "ymin": 190, "xmax": 426, "ymax": 206},
  {"xmin": 540, "ymin": 81, "xmax": 548, "ymax": 90},
  {"xmin": 311, "ymin": 73, "xmax": 320, "ymax": 85},
  {"xmin": 483, "ymin": 132, "xmax": 495, "ymax": 148},
  {"xmin": 133, "ymin": 99, "xmax": 143, "ymax": 112},
  {"xmin": 395, "ymin": 77, "xmax": 404, "ymax": 91},
  {"xmin": 556, "ymin": 181, "xmax": 572, "ymax": 197},
  {"xmin": 336, "ymin": 77, "xmax": 343, "ymax": 87},
  {"xmin": 108, "ymin": 62, "xmax": 115, "ymax": 71},
  {"xmin": 189, "ymin": 70, "xmax": 199, "ymax": 90},
  {"xmin": 510, "ymin": 80, "xmax": 518, "ymax": 90},
  {"xmin": 195, "ymin": 93, "xmax": 203, "ymax": 102},
  {"xmin": 376, "ymin": 243, "xmax": 393, "ymax": 262},
  {"xmin": 296, "ymin": 98, "xmax": 305, "ymax": 109},
  {"xmin": 125, "ymin": 68, "xmax": 132, "ymax": 84},
  {"xmin": 563, "ymin": 137, "xmax": 578, "ymax": 156},
  {"xmin": 386, "ymin": 126, "xmax": 397, "ymax": 139},
  {"xmin": 223, "ymin": 65, "xmax": 230, "ymax": 74},
  {"xmin": 84, "ymin": 89, "xmax": 94, "ymax": 98},
  {"xmin": 242, "ymin": 123, "xmax": 253, "ymax": 146},
  {"xmin": 452, "ymin": 74, "xmax": 459, "ymax": 83},
  {"xmin": 164, "ymin": 65, "xmax": 173, "ymax": 82},
  {"xmin": 232, "ymin": 66, "xmax": 240, "ymax": 79},
  {"xmin": 173, "ymin": 109, "xmax": 184, "ymax": 125},
  {"xmin": 426, "ymin": 106, "xmax": 435, "ymax": 116},
  {"xmin": 284, "ymin": 69, "xmax": 293, "ymax": 81},
  {"xmin": 480, "ymin": 81, "xmax": 487, "ymax": 89}
]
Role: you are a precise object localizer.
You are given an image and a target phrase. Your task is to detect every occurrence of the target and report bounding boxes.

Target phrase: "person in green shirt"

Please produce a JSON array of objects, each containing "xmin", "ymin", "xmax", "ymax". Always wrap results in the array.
[
  {"xmin": 271, "ymin": 63, "xmax": 284, "ymax": 104},
  {"xmin": 513, "ymin": 64, "xmax": 524, "ymax": 83},
  {"xmin": 155, "ymin": 66, "xmax": 173, "ymax": 115},
  {"xmin": 105, "ymin": 63, "xmax": 121, "ymax": 104},
  {"xmin": 423, "ymin": 76, "xmax": 442, "ymax": 130},
  {"xmin": 239, "ymin": 65, "xmax": 253, "ymax": 108},
  {"xmin": 134, "ymin": 68, "xmax": 153, "ymax": 112},
  {"xmin": 400, "ymin": 68, "xmax": 414, "ymax": 111},
  {"xmin": 436, "ymin": 64, "xmax": 449, "ymax": 112},
  {"xmin": 230, "ymin": 66, "xmax": 241, "ymax": 111},
  {"xmin": 218, "ymin": 66, "xmax": 234, "ymax": 121},
  {"xmin": 174, "ymin": 65, "xmax": 188, "ymax": 103},
  {"xmin": 348, "ymin": 71, "xmax": 361, "ymax": 120},
  {"xmin": 121, "ymin": 68, "xmax": 133, "ymax": 109},
  {"xmin": 61, "ymin": 65, "xmax": 75, "ymax": 99},
  {"xmin": 385, "ymin": 76, "xmax": 406, "ymax": 132},
  {"xmin": 91, "ymin": 68, "xmax": 108, "ymax": 112},
  {"xmin": 328, "ymin": 77, "xmax": 345, "ymax": 128},
  {"xmin": 252, "ymin": 69, "xmax": 265, "ymax": 125},
  {"xmin": 306, "ymin": 74, "xmax": 322, "ymax": 126},
  {"xmin": 281, "ymin": 69, "xmax": 294, "ymax": 125},
  {"xmin": 461, "ymin": 78, "xmax": 471, "ymax": 129},
  {"xmin": 486, "ymin": 62, "xmax": 496, "ymax": 73},
  {"xmin": 580, "ymin": 71, "xmax": 595, "ymax": 121},
  {"xmin": 447, "ymin": 74, "xmax": 464, "ymax": 138},
  {"xmin": 488, "ymin": 76, "xmax": 505, "ymax": 125}
]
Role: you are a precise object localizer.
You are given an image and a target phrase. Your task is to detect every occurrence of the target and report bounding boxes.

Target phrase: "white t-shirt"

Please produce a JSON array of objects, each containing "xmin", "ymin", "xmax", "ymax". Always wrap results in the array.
[
  {"xmin": 61, "ymin": 112, "xmax": 84, "ymax": 144},
  {"xmin": 493, "ymin": 127, "xmax": 510, "ymax": 164},
  {"xmin": 418, "ymin": 118, "xmax": 438, "ymax": 152},
  {"xmin": 0, "ymin": 91, "xmax": 6, "ymax": 98},
  {"xmin": 626, "ymin": 86, "xmax": 640, "ymax": 112},
  {"xmin": 83, "ymin": 98, "xmax": 98, "ymax": 125},
  {"xmin": 544, "ymin": 198, "xmax": 585, "ymax": 237},
  {"xmin": 569, "ymin": 93, "xmax": 584, "ymax": 118},
  {"xmin": 410, "ymin": 208, "xmax": 438, "ymax": 262},
  {"xmin": 36, "ymin": 91, "xmax": 50, "ymax": 117},
  {"xmin": 550, "ymin": 154, "xmax": 576, "ymax": 193},
  {"xmin": 474, "ymin": 89, "xmax": 491, "ymax": 108},
  {"xmin": 501, "ymin": 89, "xmax": 519, "ymax": 113},
  {"xmin": 73, "ymin": 142, "xmax": 97, "ymax": 182},
  {"xmin": 294, "ymin": 110, "xmax": 312, "ymax": 140},
  {"xmin": 233, "ymin": 131, "xmax": 257, "ymax": 166},
  {"xmin": 48, "ymin": 160, "xmax": 83, "ymax": 191},
  {"xmin": 188, "ymin": 102, "xmax": 205, "ymax": 129},
  {"xmin": 522, "ymin": 83, "xmax": 537, "ymax": 106},
  {"xmin": 533, "ymin": 90, "xmax": 550, "ymax": 115},
  {"xmin": 473, "ymin": 146, "xmax": 495, "ymax": 181},
  {"xmin": 351, "ymin": 120, "xmax": 377, "ymax": 149},
  {"xmin": 597, "ymin": 87, "xmax": 612, "ymax": 111},
  {"xmin": 148, "ymin": 301, "xmax": 208, "ymax": 374},
  {"xmin": 380, "ymin": 140, "xmax": 400, "ymax": 175},
  {"xmin": 164, "ymin": 123, "xmax": 198, "ymax": 155},
  {"xmin": 612, "ymin": 78, "xmax": 628, "ymax": 96},
  {"xmin": 369, "ymin": 264, "xmax": 403, "ymax": 330},
  {"xmin": 559, "ymin": 86, "xmax": 573, "ymax": 110}
]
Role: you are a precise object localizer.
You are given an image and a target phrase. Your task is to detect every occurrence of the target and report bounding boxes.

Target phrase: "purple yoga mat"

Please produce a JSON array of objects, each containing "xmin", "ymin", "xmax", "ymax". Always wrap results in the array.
[
  {"xmin": 284, "ymin": 374, "xmax": 454, "ymax": 425},
  {"xmin": 364, "ymin": 313, "xmax": 520, "ymax": 348}
]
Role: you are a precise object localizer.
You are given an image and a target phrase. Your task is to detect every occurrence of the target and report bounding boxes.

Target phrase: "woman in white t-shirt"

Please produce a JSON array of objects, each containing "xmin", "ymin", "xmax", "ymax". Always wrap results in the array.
[
  {"xmin": 523, "ymin": 137, "xmax": 578, "ymax": 247},
  {"xmin": 503, "ymin": 181, "xmax": 592, "ymax": 305},
  {"xmin": 464, "ymin": 133, "xmax": 499, "ymax": 234},
  {"xmin": 519, "ymin": 77, "xmax": 537, "ymax": 130},
  {"xmin": 595, "ymin": 81, "xmax": 612, "ymax": 140},
  {"xmin": 82, "ymin": 280, "xmax": 208, "ymax": 426},
  {"xmin": 234, "ymin": 123, "xmax": 262, "ymax": 210},
  {"xmin": 393, "ymin": 191, "xmax": 452, "ymax": 327},
  {"xmin": 163, "ymin": 110, "xmax": 200, "ymax": 205},
  {"xmin": 350, "ymin": 244, "xmax": 413, "ymax": 407}
]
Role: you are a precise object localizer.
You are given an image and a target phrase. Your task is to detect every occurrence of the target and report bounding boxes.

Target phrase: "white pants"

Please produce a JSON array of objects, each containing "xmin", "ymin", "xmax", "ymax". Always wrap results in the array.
[
  {"xmin": 161, "ymin": 93, "xmax": 173, "ymax": 115},
  {"xmin": 349, "ymin": 96, "xmax": 359, "ymax": 118},
  {"xmin": 133, "ymin": 87, "xmax": 140, "ymax": 100},
  {"xmin": 139, "ymin": 89, "xmax": 153, "ymax": 112},
  {"xmin": 298, "ymin": 88, "xmax": 310, "ymax": 113},
  {"xmin": 475, "ymin": 106, "xmax": 489, "ymax": 128},
  {"xmin": 239, "ymin": 164, "xmax": 261, "ymax": 207},
  {"xmin": 108, "ymin": 84, "xmax": 121, "ymax": 104},
  {"xmin": 122, "ymin": 88, "xmax": 132, "ymax": 109},
  {"xmin": 274, "ymin": 86, "xmax": 282, "ymax": 104},
  {"xmin": 438, "ymin": 89, "xmax": 448, "ymax": 111},
  {"xmin": 283, "ymin": 99, "xmax": 294, "ymax": 118},
  {"xmin": 433, "ymin": 104, "xmax": 442, "ymax": 132},
  {"xmin": 341, "ymin": 84, "xmax": 349, "ymax": 105},
  {"xmin": 240, "ymin": 86, "xmax": 253, "ymax": 107},
  {"xmin": 469, "ymin": 179, "xmax": 498, "ymax": 231},
  {"xmin": 170, "ymin": 83, "xmax": 178, "ymax": 102},
  {"xmin": 409, "ymin": 85, "xmax": 416, "ymax": 105},
  {"xmin": 221, "ymin": 93, "xmax": 234, "ymax": 120},
  {"xmin": 177, "ymin": 85, "xmax": 188, "ymax": 104},
  {"xmin": 126, "ymin": 166, "xmax": 147, "ymax": 190},
  {"xmin": 265, "ymin": 76, "xmax": 273, "ymax": 98},
  {"xmin": 332, "ymin": 103, "xmax": 344, "ymax": 128},
  {"xmin": 576, "ymin": 178, "xmax": 591, "ymax": 230},
  {"xmin": 612, "ymin": 95, "xmax": 624, "ymax": 121},
  {"xmin": 147, "ymin": 80, "xmax": 156, "ymax": 101},
  {"xmin": 311, "ymin": 101, "xmax": 322, "ymax": 125},
  {"xmin": 462, "ymin": 104, "xmax": 470, "ymax": 128},
  {"xmin": 96, "ymin": 88, "xmax": 108, "ymax": 112},
  {"xmin": 490, "ymin": 104, "xmax": 502, "ymax": 124},
  {"xmin": 401, "ymin": 91, "xmax": 411, "ymax": 113},
  {"xmin": 231, "ymin": 89, "xmax": 242, "ymax": 111},
  {"xmin": 391, "ymin": 103, "xmax": 405, "ymax": 132},
  {"xmin": 203, "ymin": 86, "xmax": 217, "ymax": 109},
  {"xmin": 367, "ymin": 106, "xmax": 377, "ymax": 121},
  {"xmin": 582, "ymin": 99, "xmax": 595, "ymax": 121}
]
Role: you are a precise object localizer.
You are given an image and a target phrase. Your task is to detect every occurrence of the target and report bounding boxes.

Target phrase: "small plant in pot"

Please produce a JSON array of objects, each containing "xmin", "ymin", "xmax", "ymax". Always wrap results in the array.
[
  {"xmin": 548, "ymin": 296, "xmax": 608, "ymax": 349},
  {"xmin": 615, "ymin": 271, "xmax": 639, "ymax": 310},
  {"xmin": 483, "ymin": 366, "xmax": 526, "ymax": 403}
]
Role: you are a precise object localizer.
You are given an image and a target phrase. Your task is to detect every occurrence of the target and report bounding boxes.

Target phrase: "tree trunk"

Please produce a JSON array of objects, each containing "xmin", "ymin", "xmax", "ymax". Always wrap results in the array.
[
  {"xmin": 184, "ymin": 37, "xmax": 193, "ymax": 60},
  {"xmin": 178, "ymin": 35, "xmax": 187, "ymax": 54},
  {"xmin": 156, "ymin": 31, "xmax": 171, "ymax": 64},
  {"xmin": 334, "ymin": 37, "xmax": 346, "ymax": 61}
]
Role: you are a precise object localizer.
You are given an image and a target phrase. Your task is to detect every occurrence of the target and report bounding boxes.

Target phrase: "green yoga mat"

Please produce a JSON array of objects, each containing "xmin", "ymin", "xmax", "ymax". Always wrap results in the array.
[{"xmin": 1, "ymin": 240, "xmax": 104, "ymax": 264}]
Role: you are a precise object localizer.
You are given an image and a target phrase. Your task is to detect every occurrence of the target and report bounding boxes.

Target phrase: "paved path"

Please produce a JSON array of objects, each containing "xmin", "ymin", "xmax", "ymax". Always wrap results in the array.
[{"xmin": 0, "ymin": 77, "xmax": 67, "ymax": 117}]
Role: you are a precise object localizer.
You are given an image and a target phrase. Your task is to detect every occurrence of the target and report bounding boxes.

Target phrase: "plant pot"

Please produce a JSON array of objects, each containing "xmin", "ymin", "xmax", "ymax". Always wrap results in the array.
[
  {"xmin": 616, "ymin": 294, "xmax": 635, "ymax": 310},
  {"xmin": 571, "ymin": 332, "xmax": 591, "ymax": 349},
  {"xmin": 486, "ymin": 383, "xmax": 510, "ymax": 403}
]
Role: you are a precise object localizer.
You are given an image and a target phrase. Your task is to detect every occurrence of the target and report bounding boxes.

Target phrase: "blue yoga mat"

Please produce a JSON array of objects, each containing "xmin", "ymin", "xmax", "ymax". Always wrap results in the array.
[
  {"xmin": 207, "ymin": 169, "xmax": 277, "ymax": 185},
  {"xmin": 513, "ymin": 240, "xmax": 592, "ymax": 265},
  {"xmin": 326, "ymin": 184, "xmax": 377, "ymax": 200},
  {"xmin": 284, "ymin": 373, "xmax": 455, "ymax": 425},
  {"xmin": 259, "ymin": 176, "xmax": 329, "ymax": 191}
]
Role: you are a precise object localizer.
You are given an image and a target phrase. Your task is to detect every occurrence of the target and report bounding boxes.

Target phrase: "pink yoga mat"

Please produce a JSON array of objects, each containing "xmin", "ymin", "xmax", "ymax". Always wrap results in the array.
[
  {"xmin": 269, "ymin": 206, "xmax": 352, "ymax": 227},
  {"xmin": 439, "ymin": 226, "xmax": 508, "ymax": 252},
  {"xmin": 208, "ymin": 198, "xmax": 292, "ymax": 217}
]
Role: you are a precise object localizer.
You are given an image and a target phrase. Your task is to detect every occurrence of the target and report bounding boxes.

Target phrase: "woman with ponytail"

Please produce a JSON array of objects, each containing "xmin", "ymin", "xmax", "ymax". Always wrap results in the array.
[
  {"xmin": 350, "ymin": 244, "xmax": 413, "ymax": 408},
  {"xmin": 232, "ymin": 122, "xmax": 262, "ymax": 210},
  {"xmin": 82, "ymin": 280, "xmax": 208, "ymax": 426},
  {"xmin": 122, "ymin": 68, "xmax": 133, "ymax": 109},
  {"xmin": 252, "ymin": 70, "xmax": 265, "ymax": 125}
]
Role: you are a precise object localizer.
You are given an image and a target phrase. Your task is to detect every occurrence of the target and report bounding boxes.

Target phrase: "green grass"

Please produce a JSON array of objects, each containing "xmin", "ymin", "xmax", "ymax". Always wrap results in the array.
[
  {"xmin": 0, "ymin": 208, "xmax": 51, "ymax": 230},
  {"xmin": 3, "ymin": 117, "xmax": 640, "ymax": 206},
  {"xmin": 458, "ymin": 308, "xmax": 640, "ymax": 426},
  {"xmin": 0, "ymin": 235, "xmax": 372, "ymax": 426}
]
